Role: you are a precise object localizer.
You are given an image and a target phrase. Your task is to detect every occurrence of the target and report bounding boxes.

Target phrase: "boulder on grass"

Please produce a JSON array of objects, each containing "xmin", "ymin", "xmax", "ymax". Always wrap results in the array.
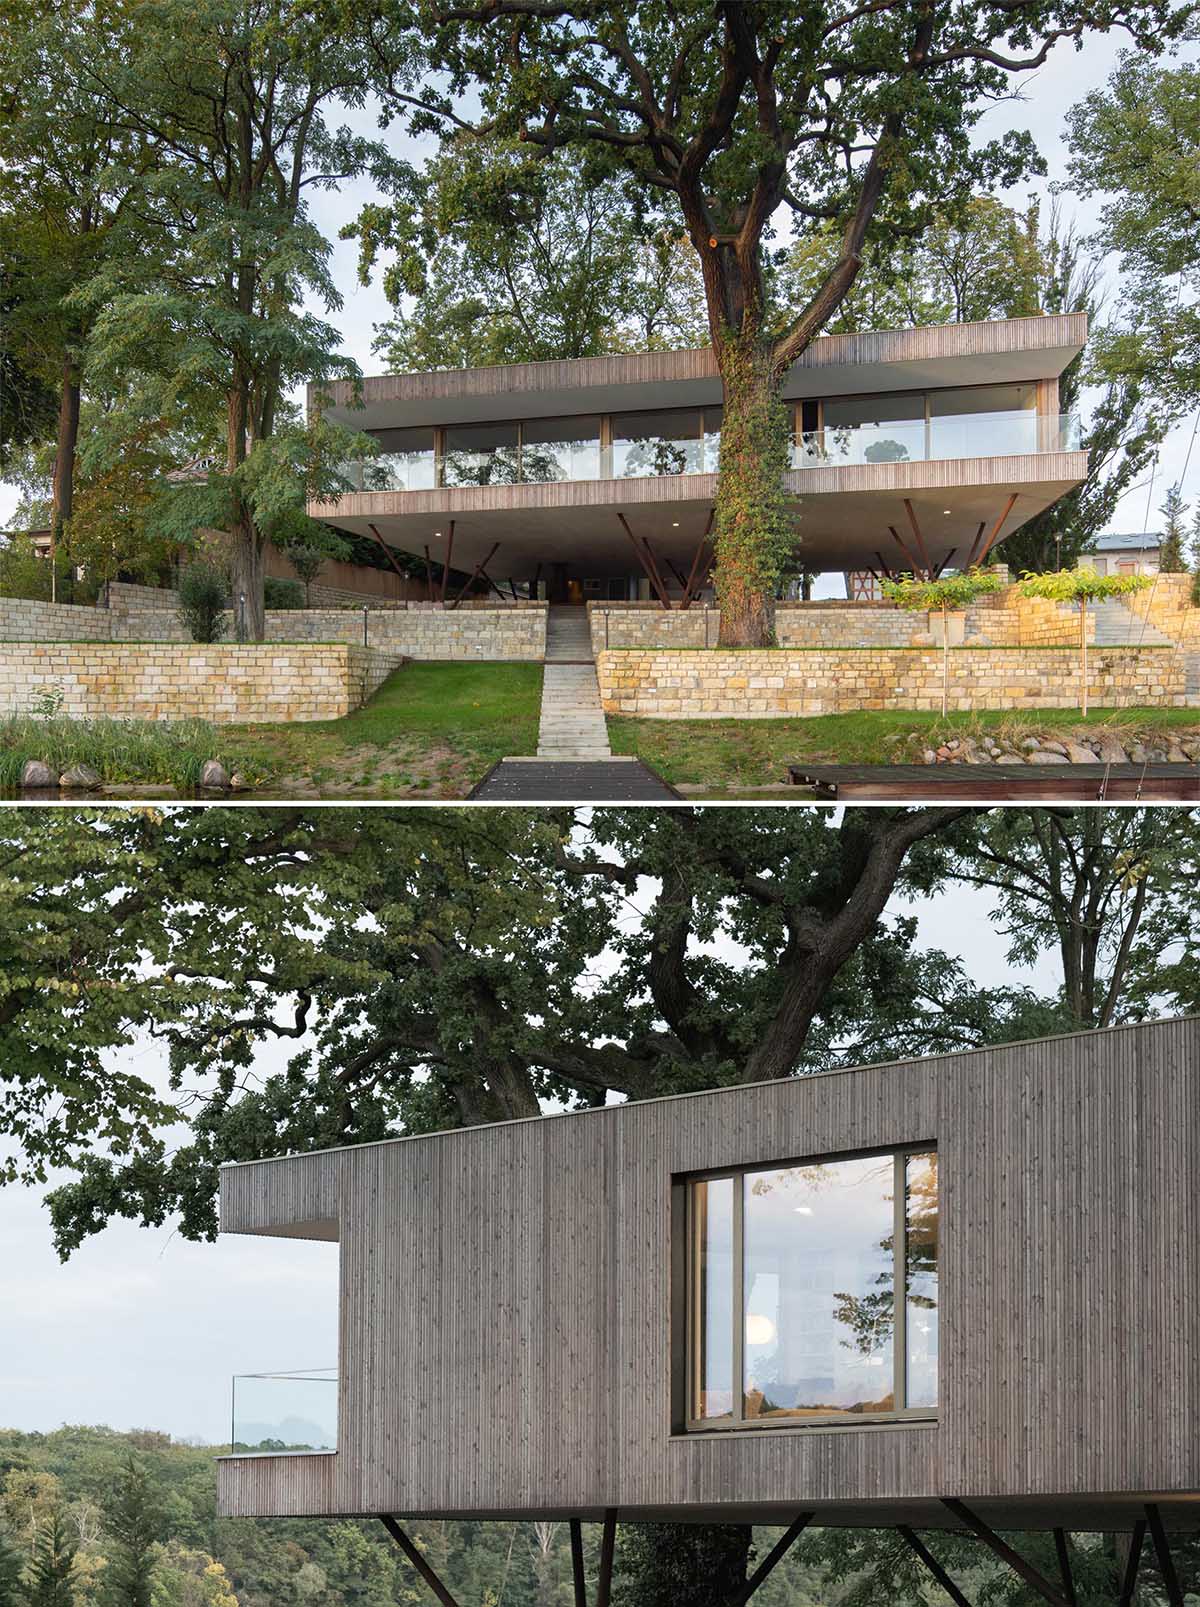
[
  {"xmin": 59, "ymin": 763, "xmax": 102, "ymax": 790},
  {"xmin": 20, "ymin": 759, "xmax": 55, "ymax": 790},
  {"xmin": 228, "ymin": 772, "xmax": 249, "ymax": 792},
  {"xmin": 198, "ymin": 759, "xmax": 231, "ymax": 791}
]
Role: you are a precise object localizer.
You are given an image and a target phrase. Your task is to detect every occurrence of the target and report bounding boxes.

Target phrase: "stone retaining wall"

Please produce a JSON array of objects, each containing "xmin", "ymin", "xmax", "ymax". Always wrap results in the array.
[
  {"xmin": 0, "ymin": 596, "xmax": 112, "ymax": 640},
  {"xmin": 587, "ymin": 603, "xmax": 933, "ymax": 653},
  {"xmin": 0, "ymin": 642, "xmax": 405, "ymax": 723},
  {"xmin": 596, "ymin": 647, "xmax": 1188, "ymax": 718},
  {"xmin": 1126, "ymin": 573, "xmax": 1200, "ymax": 646},
  {"xmin": 2, "ymin": 594, "xmax": 546, "ymax": 659},
  {"xmin": 968, "ymin": 591, "xmax": 1092, "ymax": 647}
]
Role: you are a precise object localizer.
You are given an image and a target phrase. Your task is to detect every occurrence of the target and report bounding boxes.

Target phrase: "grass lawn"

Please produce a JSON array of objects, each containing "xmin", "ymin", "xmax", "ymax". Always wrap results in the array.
[
  {"xmin": 218, "ymin": 662, "xmax": 544, "ymax": 797},
  {"xmin": 608, "ymin": 707, "xmax": 1200, "ymax": 794}
]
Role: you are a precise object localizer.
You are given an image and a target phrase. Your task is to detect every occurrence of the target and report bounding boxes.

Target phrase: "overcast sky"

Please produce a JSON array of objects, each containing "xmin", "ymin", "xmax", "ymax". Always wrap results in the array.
[
  {"xmin": 2, "ymin": 28, "xmax": 1200, "ymax": 532},
  {"xmin": 0, "ymin": 874, "xmax": 1066, "ymax": 1444}
]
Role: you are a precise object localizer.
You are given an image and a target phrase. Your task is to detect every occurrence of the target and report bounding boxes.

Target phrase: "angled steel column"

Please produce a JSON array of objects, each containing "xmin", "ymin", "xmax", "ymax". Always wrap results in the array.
[
  {"xmin": 594, "ymin": 1510, "xmax": 617, "ymax": 1607},
  {"xmin": 897, "ymin": 1525, "xmax": 974, "ymax": 1607},
  {"xmin": 1118, "ymin": 1521, "xmax": 1146, "ymax": 1607},
  {"xmin": 734, "ymin": 1513, "xmax": 815, "ymax": 1605},
  {"xmin": 380, "ymin": 1516, "xmax": 462, "ymax": 1607},
  {"xmin": 940, "ymin": 1500, "xmax": 1070, "ymax": 1607},
  {"xmin": 569, "ymin": 1520, "xmax": 587, "ymax": 1607},
  {"xmin": 1052, "ymin": 1528, "xmax": 1076, "ymax": 1607},
  {"xmin": 1145, "ymin": 1504, "xmax": 1185, "ymax": 1607}
]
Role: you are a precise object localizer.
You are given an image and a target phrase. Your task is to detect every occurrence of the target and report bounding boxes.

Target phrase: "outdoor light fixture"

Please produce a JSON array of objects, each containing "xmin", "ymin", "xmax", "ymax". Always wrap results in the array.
[
  {"xmin": 943, "ymin": 509, "xmax": 952, "ymax": 515},
  {"xmin": 793, "ymin": 1205, "xmax": 814, "ymax": 1215},
  {"xmin": 745, "ymin": 1313, "xmax": 777, "ymax": 1346}
]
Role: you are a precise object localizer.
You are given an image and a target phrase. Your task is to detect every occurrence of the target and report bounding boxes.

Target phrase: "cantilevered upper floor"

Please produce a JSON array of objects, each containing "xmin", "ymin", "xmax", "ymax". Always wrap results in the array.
[
  {"xmin": 216, "ymin": 1015, "xmax": 1199, "ymax": 1535},
  {"xmin": 308, "ymin": 315, "xmax": 1089, "ymax": 589}
]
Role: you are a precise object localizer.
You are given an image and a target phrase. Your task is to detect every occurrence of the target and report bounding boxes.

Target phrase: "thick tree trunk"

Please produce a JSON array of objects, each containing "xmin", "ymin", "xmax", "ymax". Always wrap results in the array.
[
  {"xmin": 613, "ymin": 1522, "xmax": 752, "ymax": 1607},
  {"xmin": 228, "ymin": 506, "xmax": 266, "ymax": 641},
  {"xmin": 713, "ymin": 331, "xmax": 795, "ymax": 648},
  {"xmin": 50, "ymin": 359, "xmax": 81, "ymax": 601}
]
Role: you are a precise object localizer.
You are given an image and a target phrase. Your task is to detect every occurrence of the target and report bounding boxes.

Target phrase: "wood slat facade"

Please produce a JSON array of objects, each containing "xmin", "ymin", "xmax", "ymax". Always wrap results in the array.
[{"xmin": 217, "ymin": 1018, "xmax": 1200, "ymax": 1532}]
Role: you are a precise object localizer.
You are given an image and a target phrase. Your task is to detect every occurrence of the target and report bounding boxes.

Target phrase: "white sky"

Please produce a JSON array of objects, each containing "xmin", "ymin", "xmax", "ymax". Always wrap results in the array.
[
  {"xmin": 3, "ymin": 29, "xmax": 1200, "ymax": 532},
  {"xmin": 0, "ymin": 876, "xmax": 1062, "ymax": 1443}
]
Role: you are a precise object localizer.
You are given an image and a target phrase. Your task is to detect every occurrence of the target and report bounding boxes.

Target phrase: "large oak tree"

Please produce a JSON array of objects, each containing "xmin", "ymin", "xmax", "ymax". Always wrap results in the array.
[{"xmin": 340, "ymin": 0, "xmax": 1190, "ymax": 643}]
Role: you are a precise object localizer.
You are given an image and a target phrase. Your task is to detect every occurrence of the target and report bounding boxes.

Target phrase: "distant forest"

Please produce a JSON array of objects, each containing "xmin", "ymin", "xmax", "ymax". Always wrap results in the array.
[{"xmin": 0, "ymin": 1426, "xmax": 826, "ymax": 1607}]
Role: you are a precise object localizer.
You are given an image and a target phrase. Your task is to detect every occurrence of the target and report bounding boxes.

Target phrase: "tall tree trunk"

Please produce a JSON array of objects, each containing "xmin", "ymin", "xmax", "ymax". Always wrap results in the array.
[
  {"xmin": 50, "ymin": 358, "xmax": 81, "ymax": 601},
  {"xmin": 226, "ymin": 376, "xmax": 266, "ymax": 640},
  {"xmin": 713, "ymin": 330, "xmax": 795, "ymax": 648},
  {"xmin": 613, "ymin": 1522, "xmax": 752, "ymax": 1607},
  {"xmin": 228, "ymin": 507, "xmax": 266, "ymax": 641}
]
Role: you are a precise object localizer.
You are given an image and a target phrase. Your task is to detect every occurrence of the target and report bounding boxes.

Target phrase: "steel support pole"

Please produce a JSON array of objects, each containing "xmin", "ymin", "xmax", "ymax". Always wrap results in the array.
[
  {"xmin": 380, "ymin": 1516, "xmax": 463, "ymax": 1607},
  {"xmin": 594, "ymin": 1511, "xmax": 617, "ymax": 1607},
  {"xmin": 1053, "ymin": 1529, "xmax": 1076, "ymax": 1607},
  {"xmin": 974, "ymin": 492, "xmax": 1019, "ymax": 567},
  {"xmin": 1118, "ymin": 1521, "xmax": 1146, "ymax": 1607},
  {"xmin": 569, "ymin": 1520, "xmax": 587, "ymax": 1607},
  {"xmin": 616, "ymin": 514, "xmax": 671, "ymax": 608},
  {"xmin": 439, "ymin": 520, "xmax": 455, "ymax": 605},
  {"xmin": 941, "ymin": 1501, "xmax": 1070, "ymax": 1607},
  {"xmin": 734, "ymin": 1513, "xmax": 815, "ymax": 1605},
  {"xmin": 897, "ymin": 1526, "xmax": 975, "ymax": 1607},
  {"xmin": 1146, "ymin": 1504, "xmax": 1185, "ymax": 1607},
  {"xmin": 903, "ymin": 498, "xmax": 934, "ymax": 578}
]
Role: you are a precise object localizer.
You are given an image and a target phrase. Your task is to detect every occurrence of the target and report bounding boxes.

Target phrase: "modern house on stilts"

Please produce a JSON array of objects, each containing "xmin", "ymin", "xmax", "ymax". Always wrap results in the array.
[
  {"xmin": 309, "ymin": 313, "xmax": 1089, "ymax": 604},
  {"xmin": 216, "ymin": 1016, "xmax": 1199, "ymax": 1607}
]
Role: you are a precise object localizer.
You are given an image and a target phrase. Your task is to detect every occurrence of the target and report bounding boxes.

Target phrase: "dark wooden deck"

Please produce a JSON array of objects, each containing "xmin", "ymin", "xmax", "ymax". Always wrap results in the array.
[
  {"xmin": 788, "ymin": 762, "xmax": 1200, "ymax": 801},
  {"xmin": 469, "ymin": 758, "xmax": 680, "ymax": 802}
]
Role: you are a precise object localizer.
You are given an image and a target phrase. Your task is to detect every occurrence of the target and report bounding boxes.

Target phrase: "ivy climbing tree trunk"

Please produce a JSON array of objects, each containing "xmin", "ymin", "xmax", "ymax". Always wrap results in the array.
[
  {"xmin": 712, "ymin": 332, "xmax": 795, "ymax": 647},
  {"xmin": 49, "ymin": 357, "xmax": 81, "ymax": 602}
]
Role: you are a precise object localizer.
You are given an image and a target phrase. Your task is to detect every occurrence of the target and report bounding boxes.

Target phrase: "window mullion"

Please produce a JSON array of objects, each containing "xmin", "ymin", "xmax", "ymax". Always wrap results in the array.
[
  {"xmin": 732, "ymin": 1173, "xmax": 744, "ymax": 1427},
  {"xmin": 894, "ymin": 1152, "xmax": 907, "ymax": 1412}
]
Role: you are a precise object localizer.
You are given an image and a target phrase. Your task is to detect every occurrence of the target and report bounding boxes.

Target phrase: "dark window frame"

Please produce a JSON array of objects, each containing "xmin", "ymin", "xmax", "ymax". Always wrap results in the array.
[{"xmin": 678, "ymin": 1143, "xmax": 939, "ymax": 1435}]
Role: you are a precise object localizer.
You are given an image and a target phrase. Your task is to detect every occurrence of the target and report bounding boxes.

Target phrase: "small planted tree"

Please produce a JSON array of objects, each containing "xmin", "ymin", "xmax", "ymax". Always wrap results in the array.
[
  {"xmin": 177, "ymin": 564, "xmax": 227, "ymax": 644},
  {"xmin": 881, "ymin": 570, "xmax": 1003, "ymax": 717},
  {"xmin": 1159, "ymin": 484, "xmax": 1188, "ymax": 572},
  {"xmin": 1018, "ymin": 568, "xmax": 1151, "ymax": 716}
]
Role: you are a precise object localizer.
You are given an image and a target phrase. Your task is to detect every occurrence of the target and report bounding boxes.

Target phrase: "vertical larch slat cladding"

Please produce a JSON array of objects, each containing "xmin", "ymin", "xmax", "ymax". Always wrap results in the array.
[{"xmin": 216, "ymin": 1019, "xmax": 1198, "ymax": 1522}]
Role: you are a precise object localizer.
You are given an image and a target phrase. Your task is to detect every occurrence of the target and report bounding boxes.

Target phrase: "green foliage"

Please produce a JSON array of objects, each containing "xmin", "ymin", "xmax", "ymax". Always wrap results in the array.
[
  {"xmin": 612, "ymin": 1525, "xmax": 750, "ymax": 1607},
  {"xmin": 177, "ymin": 567, "xmax": 227, "ymax": 644},
  {"xmin": 1158, "ymin": 484, "xmax": 1188, "ymax": 573},
  {"xmin": 881, "ymin": 570, "xmax": 1004, "ymax": 613},
  {"xmin": 0, "ymin": 534, "xmax": 65, "ymax": 603},
  {"xmin": 1066, "ymin": 51, "xmax": 1200, "ymax": 415},
  {"xmin": 0, "ymin": 1527, "xmax": 23, "ymax": 1607},
  {"xmin": 103, "ymin": 1456, "xmax": 162, "ymax": 1607},
  {"xmin": 263, "ymin": 579, "xmax": 304, "ymax": 611},
  {"xmin": 1018, "ymin": 568, "xmax": 1152, "ymax": 605},
  {"xmin": 0, "ymin": 715, "xmax": 233, "ymax": 794},
  {"xmin": 350, "ymin": 139, "xmax": 708, "ymax": 370},
  {"xmin": 25, "ymin": 1508, "xmax": 77, "ymax": 1607}
]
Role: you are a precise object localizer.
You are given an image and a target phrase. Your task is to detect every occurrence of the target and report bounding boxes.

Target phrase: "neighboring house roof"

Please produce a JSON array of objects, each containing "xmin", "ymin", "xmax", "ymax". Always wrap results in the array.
[{"xmin": 1094, "ymin": 531, "xmax": 1160, "ymax": 552}]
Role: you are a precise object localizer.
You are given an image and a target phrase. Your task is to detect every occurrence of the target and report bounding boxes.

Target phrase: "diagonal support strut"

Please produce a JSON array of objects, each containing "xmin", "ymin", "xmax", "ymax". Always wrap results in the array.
[
  {"xmin": 734, "ymin": 1513, "xmax": 815, "ymax": 1605},
  {"xmin": 897, "ymin": 1525, "xmax": 975, "ymax": 1607},
  {"xmin": 941, "ymin": 1500, "xmax": 1070, "ymax": 1607},
  {"xmin": 380, "ymin": 1516, "xmax": 463, "ymax": 1607}
]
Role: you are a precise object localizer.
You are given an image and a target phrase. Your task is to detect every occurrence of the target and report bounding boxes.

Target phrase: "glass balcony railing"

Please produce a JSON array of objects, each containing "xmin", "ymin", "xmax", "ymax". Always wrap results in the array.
[
  {"xmin": 231, "ymin": 1368, "xmax": 337, "ymax": 1453},
  {"xmin": 792, "ymin": 412, "xmax": 1082, "ymax": 469},
  {"xmin": 333, "ymin": 412, "xmax": 1081, "ymax": 493}
]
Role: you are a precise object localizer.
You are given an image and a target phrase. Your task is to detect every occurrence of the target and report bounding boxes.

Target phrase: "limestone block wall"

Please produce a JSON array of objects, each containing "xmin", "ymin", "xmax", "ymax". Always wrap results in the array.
[
  {"xmin": 967, "ymin": 591, "xmax": 1092, "ymax": 647},
  {"xmin": 596, "ymin": 646, "xmax": 1188, "ymax": 719},
  {"xmin": 0, "ymin": 597, "xmax": 112, "ymax": 640},
  {"xmin": 107, "ymin": 581, "xmax": 177, "ymax": 611},
  {"xmin": 10, "ymin": 593, "xmax": 545, "ymax": 659},
  {"xmin": 1125, "ymin": 573, "xmax": 1200, "ymax": 646},
  {"xmin": 587, "ymin": 603, "xmax": 932, "ymax": 653},
  {"xmin": 0, "ymin": 643, "xmax": 405, "ymax": 723}
]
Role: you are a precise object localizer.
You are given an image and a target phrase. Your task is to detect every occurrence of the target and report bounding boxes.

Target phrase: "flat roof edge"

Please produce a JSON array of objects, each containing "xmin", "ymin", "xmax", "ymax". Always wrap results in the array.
[{"xmin": 217, "ymin": 1012, "xmax": 1195, "ymax": 1172}]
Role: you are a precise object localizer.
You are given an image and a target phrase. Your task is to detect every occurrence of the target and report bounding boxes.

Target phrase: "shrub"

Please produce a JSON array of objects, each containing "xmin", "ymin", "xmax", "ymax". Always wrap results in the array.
[
  {"xmin": 1192, "ymin": 569, "xmax": 1200, "ymax": 608},
  {"xmin": 177, "ymin": 564, "xmax": 228, "ymax": 642},
  {"xmin": 264, "ymin": 576, "xmax": 305, "ymax": 610}
]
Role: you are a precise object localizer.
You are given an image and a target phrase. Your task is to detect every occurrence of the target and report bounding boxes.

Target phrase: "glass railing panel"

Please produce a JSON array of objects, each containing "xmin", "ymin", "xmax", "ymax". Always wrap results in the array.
[
  {"xmin": 791, "ymin": 413, "xmax": 1082, "ymax": 469},
  {"xmin": 363, "ymin": 451, "xmax": 437, "ymax": 492},
  {"xmin": 441, "ymin": 446, "xmax": 523, "ymax": 487},
  {"xmin": 520, "ymin": 439, "xmax": 603, "ymax": 483},
  {"xmin": 614, "ymin": 435, "xmax": 706, "ymax": 478},
  {"xmin": 231, "ymin": 1369, "xmax": 337, "ymax": 1452}
]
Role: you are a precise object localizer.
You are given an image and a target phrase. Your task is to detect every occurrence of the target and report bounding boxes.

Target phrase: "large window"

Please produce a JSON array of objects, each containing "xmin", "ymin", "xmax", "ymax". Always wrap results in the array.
[{"xmin": 686, "ymin": 1147, "xmax": 937, "ymax": 1429}]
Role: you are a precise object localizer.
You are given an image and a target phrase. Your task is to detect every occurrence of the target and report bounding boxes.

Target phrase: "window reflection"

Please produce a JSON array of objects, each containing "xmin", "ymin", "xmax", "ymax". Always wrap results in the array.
[
  {"xmin": 443, "ymin": 422, "xmax": 521, "ymax": 486},
  {"xmin": 363, "ymin": 427, "xmax": 436, "ymax": 491},
  {"xmin": 689, "ymin": 1148, "xmax": 937, "ymax": 1427},
  {"xmin": 613, "ymin": 410, "xmax": 705, "ymax": 478},
  {"xmin": 743, "ymin": 1157, "xmax": 895, "ymax": 1419},
  {"xmin": 905, "ymin": 1152, "xmax": 938, "ymax": 1408},
  {"xmin": 821, "ymin": 394, "xmax": 925, "ymax": 465},
  {"xmin": 522, "ymin": 417, "xmax": 601, "ymax": 482},
  {"xmin": 694, "ymin": 1178, "xmax": 733, "ymax": 1420}
]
